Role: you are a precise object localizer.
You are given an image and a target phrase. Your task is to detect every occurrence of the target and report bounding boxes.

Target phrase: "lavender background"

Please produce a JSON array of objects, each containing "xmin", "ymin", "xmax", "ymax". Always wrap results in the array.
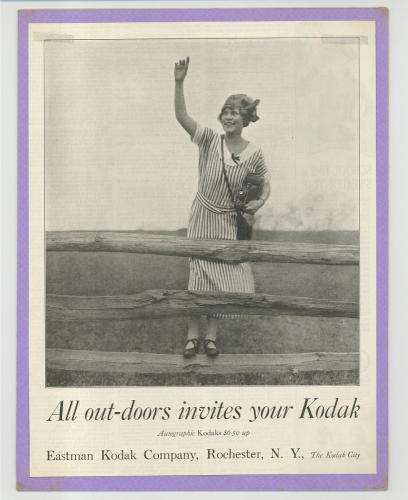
[{"xmin": 6, "ymin": 3, "xmax": 390, "ymax": 495}]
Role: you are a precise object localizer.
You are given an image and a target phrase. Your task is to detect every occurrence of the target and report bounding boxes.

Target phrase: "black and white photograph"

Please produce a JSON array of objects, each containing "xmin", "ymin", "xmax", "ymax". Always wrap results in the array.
[{"xmin": 45, "ymin": 37, "xmax": 360, "ymax": 388}]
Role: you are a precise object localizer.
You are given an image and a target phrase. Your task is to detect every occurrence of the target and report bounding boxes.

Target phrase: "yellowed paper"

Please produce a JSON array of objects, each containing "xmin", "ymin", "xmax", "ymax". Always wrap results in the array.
[{"xmin": 29, "ymin": 20, "xmax": 376, "ymax": 477}]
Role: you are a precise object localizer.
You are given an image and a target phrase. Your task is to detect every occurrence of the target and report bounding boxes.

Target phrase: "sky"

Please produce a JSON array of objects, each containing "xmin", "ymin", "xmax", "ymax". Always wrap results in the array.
[{"xmin": 45, "ymin": 37, "xmax": 360, "ymax": 231}]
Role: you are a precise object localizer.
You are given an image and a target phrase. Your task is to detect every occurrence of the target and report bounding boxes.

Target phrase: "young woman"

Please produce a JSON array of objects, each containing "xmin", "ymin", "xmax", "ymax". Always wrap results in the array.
[{"xmin": 174, "ymin": 57, "xmax": 271, "ymax": 357}]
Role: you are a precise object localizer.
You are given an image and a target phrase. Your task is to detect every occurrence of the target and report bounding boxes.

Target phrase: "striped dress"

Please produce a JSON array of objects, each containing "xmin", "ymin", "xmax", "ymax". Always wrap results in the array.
[{"xmin": 187, "ymin": 124, "xmax": 269, "ymax": 316}]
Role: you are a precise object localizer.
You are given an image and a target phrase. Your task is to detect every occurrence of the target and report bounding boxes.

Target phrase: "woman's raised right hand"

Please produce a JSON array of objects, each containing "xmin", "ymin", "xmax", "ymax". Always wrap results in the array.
[{"xmin": 174, "ymin": 57, "xmax": 190, "ymax": 82}]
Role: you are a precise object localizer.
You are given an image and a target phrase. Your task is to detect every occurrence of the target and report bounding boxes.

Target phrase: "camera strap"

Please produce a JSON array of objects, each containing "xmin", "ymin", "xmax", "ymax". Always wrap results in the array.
[{"xmin": 220, "ymin": 135, "xmax": 236, "ymax": 209}]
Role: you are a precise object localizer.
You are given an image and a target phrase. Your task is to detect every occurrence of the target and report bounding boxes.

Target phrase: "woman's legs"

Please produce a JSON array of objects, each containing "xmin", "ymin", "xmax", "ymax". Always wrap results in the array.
[
  {"xmin": 184, "ymin": 316, "xmax": 219, "ymax": 356},
  {"xmin": 187, "ymin": 317, "xmax": 200, "ymax": 342},
  {"xmin": 183, "ymin": 317, "xmax": 200, "ymax": 357},
  {"xmin": 205, "ymin": 317, "xmax": 218, "ymax": 342},
  {"xmin": 204, "ymin": 316, "xmax": 219, "ymax": 357}
]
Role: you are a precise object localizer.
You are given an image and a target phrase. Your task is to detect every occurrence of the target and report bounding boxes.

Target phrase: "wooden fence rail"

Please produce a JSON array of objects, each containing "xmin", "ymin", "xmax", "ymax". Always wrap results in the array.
[
  {"xmin": 46, "ymin": 349, "xmax": 359, "ymax": 375},
  {"xmin": 46, "ymin": 233, "xmax": 359, "ymax": 377},
  {"xmin": 46, "ymin": 231, "xmax": 359, "ymax": 266},
  {"xmin": 47, "ymin": 289, "xmax": 358, "ymax": 321}
]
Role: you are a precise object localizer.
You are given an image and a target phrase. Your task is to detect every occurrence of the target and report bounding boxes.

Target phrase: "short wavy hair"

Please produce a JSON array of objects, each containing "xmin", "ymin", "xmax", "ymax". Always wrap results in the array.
[{"xmin": 218, "ymin": 94, "xmax": 260, "ymax": 127}]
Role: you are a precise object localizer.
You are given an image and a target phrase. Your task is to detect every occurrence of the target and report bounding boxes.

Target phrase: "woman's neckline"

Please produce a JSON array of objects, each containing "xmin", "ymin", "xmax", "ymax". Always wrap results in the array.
[{"xmin": 222, "ymin": 134, "xmax": 250, "ymax": 156}]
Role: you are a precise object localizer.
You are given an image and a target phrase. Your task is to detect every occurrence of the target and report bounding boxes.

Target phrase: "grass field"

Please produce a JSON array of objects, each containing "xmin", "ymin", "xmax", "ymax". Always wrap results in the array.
[{"xmin": 46, "ymin": 230, "xmax": 359, "ymax": 386}]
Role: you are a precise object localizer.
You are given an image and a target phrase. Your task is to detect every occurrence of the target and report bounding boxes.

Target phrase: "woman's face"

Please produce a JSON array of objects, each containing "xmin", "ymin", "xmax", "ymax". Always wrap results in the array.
[{"xmin": 220, "ymin": 107, "xmax": 244, "ymax": 134}]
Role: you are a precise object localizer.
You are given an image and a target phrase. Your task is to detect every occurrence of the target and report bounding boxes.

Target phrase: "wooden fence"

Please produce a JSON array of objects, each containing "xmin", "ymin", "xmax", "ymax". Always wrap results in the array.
[{"xmin": 46, "ymin": 231, "xmax": 359, "ymax": 376}]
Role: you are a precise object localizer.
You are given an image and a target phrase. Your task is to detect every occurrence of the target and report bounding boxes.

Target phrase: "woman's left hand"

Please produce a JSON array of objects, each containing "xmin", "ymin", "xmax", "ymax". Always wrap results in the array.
[{"xmin": 245, "ymin": 199, "xmax": 264, "ymax": 214}]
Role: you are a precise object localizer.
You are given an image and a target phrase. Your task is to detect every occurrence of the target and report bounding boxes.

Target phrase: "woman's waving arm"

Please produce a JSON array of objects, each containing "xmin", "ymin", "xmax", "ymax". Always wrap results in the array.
[{"xmin": 174, "ymin": 57, "xmax": 197, "ymax": 137}]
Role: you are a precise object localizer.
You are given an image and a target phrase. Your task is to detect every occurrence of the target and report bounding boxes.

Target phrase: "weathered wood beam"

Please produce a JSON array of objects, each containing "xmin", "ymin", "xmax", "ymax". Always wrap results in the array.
[
  {"xmin": 46, "ymin": 231, "xmax": 359, "ymax": 265},
  {"xmin": 46, "ymin": 348, "xmax": 359, "ymax": 375},
  {"xmin": 47, "ymin": 289, "xmax": 359, "ymax": 321}
]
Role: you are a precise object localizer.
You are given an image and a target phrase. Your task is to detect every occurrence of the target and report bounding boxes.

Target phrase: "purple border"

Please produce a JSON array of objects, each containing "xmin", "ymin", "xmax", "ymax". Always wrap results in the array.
[{"xmin": 17, "ymin": 7, "xmax": 388, "ymax": 491}]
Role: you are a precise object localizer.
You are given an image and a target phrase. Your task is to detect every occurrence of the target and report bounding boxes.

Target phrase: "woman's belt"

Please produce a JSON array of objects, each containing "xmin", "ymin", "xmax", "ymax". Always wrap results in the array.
[{"xmin": 196, "ymin": 191, "xmax": 235, "ymax": 214}]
